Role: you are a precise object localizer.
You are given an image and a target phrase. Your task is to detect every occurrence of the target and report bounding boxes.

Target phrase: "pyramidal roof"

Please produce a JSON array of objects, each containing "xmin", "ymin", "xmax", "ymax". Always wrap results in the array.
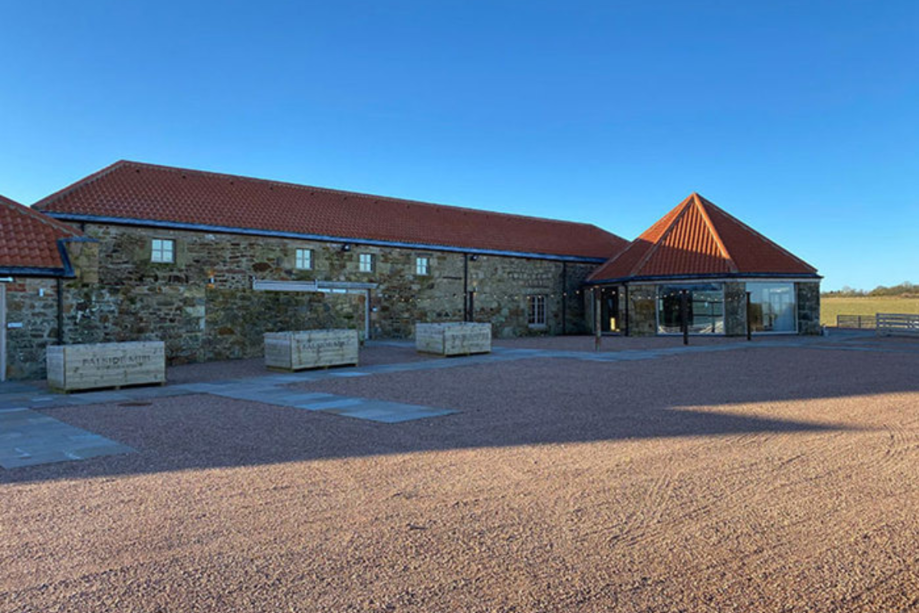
[
  {"xmin": 0, "ymin": 194, "xmax": 83, "ymax": 273},
  {"xmin": 588, "ymin": 193, "xmax": 818, "ymax": 283}
]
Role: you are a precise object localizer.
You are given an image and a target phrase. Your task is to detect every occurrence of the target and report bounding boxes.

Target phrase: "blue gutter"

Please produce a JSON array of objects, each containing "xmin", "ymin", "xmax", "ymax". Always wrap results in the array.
[
  {"xmin": 45, "ymin": 213, "xmax": 610, "ymax": 264},
  {"xmin": 0, "ymin": 266, "xmax": 67, "ymax": 277},
  {"xmin": 586, "ymin": 272, "xmax": 822, "ymax": 285}
]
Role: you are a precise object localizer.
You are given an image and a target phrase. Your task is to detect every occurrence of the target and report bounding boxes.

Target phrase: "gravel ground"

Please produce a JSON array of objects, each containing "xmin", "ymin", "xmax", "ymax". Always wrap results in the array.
[
  {"xmin": 165, "ymin": 343, "xmax": 436, "ymax": 384},
  {"xmin": 1, "ymin": 343, "xmax": 917, "ymax": 612}
]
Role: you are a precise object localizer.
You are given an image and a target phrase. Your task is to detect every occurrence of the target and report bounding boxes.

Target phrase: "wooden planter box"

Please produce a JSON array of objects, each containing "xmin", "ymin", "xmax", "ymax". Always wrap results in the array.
[
  {"xmin": 415, "ymin": 322, "xmax": 492, "ymax": 356},
  {"xmin": 47, "ymin": 341, "xmax": 166, "ymax": 392},
  {"xmin": 264, "ymin": 329, "xmax": 359, "ymax": 371}
]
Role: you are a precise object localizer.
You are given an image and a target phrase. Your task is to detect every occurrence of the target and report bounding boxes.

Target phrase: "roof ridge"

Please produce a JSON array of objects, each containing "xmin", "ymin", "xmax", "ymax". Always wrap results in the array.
[
  {"xmin": 697, "ymin": 194, "xmax": 817, "ymax": 273},
  {"xmin": 33, "ymin": 160, "xmax": 128, "ymax": 210},
  {"xmin": 692, "ymin": 192, "xmax": 738, "ymax": 273},
  {"xmin": 0, "ymin": 193, "xmax": 83, "ymax": 237},
  {"xmin": 629, "ymin": 194, "xmax": 695, "ymax": 276},
  {"xmin": 67, "ymin": 160, "xmax": 622, "ymax": 234}
]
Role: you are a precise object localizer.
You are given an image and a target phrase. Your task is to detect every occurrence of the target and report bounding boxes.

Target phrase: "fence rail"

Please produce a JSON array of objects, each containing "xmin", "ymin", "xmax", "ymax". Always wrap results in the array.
[
  {"xmin": 836, "ymin": 314, "xmax": 876, "ymax": 329},
  {"xmin": 876, "ymin": 313, "xmax": 919, "ymax": 337}
]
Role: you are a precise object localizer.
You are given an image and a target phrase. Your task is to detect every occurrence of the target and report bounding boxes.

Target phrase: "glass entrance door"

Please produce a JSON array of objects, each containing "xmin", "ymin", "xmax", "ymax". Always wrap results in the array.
[{"xmin": 600, "ymin": 286, "xmax": 619, "ymax": 333}]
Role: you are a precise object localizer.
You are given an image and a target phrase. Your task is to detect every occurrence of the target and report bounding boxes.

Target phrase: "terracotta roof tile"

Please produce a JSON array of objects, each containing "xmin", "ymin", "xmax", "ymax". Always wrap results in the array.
[
  {"xmin": 588, "ymin": 193, "xmax": 817, "ymax": 282},
  {"xmin": 0, "ymin": 194, "xmax": 83, "ymax": 271},
  {"xmin": 35, "ymin": 161, "xmax": 629, "ymax": 260}
]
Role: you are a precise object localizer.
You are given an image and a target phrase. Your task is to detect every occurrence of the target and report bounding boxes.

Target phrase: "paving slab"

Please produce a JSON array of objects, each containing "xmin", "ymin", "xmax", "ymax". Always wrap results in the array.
[{"xmin": 0, "ymin": 407, "xmax": 134, "ymax": 469}]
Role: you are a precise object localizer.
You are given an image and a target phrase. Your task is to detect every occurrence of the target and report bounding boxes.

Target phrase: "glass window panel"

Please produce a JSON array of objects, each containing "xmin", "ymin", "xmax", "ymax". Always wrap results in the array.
[
  {"xmin": 151, "ymin": 239, "xmax": 175, "ymax": 263},
  {"xmin": 295, "ymin": 248, "xmax": 312, "ymax": 270},
  {"xmin": 528, "ymin": 295, "xmax": 546, "ymax": 326},
  {"xmin": 359, "ymin": 253, "xmax": 374, "ymax": 272},
  {"xmin": 747, "ymin": 282, "xmax": 796, "ymax": 332},
  {"xmin": 657, "ymin": 284, "xmax": 724, "ymax": 334},
  {"xmin": 416, "ymin": 257, "xmax": 429, "ymax": 275}
]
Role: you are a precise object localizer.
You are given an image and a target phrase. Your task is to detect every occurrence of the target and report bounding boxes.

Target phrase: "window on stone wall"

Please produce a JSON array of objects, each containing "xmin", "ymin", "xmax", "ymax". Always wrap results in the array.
[
  {"xmin": 528, "ymin": 295, "xmax": 547, "ymax": 327},
  {"xmin": 295, "ymin": 248, "xmax": 312, "ymax": 270},
  {"xmin": 151, "ymin": 239, "xmax": 175, "ymax": 263},
  {"xmin": 416, "ymin": 256, "xmax": 430, "ymax": 276},
  {"xmin": 359, "ymin": 253, "xmax": 375, "ymax": 273}
]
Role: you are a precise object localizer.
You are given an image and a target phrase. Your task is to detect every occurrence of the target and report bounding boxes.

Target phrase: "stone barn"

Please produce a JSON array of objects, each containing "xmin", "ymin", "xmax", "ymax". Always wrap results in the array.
[
  {"xmin": 1, "ymin": 163, "xmax": 822, "ymax": 381},
  {"xmin": 585, "ymin": 193, "xmax": 821, "ymax": 336},
  {"xmin": 15, "ymin": 160, "xmax": 627, "ymax": 377}
]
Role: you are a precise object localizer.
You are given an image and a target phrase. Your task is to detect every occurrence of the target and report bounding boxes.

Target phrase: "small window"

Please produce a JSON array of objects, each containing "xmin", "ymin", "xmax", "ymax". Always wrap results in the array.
[
  {"xmin": 359, "ymin": 253, "xmax": 375, "ymax": 273},
  {"xmin": 295, "ymin": 248, "xmax": 312, "ymax": 270},
  {"xmin": 528, "ymin": 295, "xmax": 547, "ymax": 327},
  {"xmin": 151, "ymin": 238, "xmax": 175, "ymax": 263},
  {"xmin": 415, "ymin": 256, "xmax": 430, "ymax": 276}
]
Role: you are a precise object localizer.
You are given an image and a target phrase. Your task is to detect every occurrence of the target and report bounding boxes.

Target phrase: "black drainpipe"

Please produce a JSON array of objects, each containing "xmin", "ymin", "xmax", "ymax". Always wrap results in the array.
[
  {"xmin": 463, "ymin": 254, "xmax": 469, "ymax": 321},
  {"xmin": 561, "ymin": 262, "xmax": 568, "ymax": 335},
  {"xmin": 624, "ymin": 283, "xmax": 630, "ymax": 337},
  {"xmin": 56, "ymin": 278, "xmax": 64, "ymax": 344}
]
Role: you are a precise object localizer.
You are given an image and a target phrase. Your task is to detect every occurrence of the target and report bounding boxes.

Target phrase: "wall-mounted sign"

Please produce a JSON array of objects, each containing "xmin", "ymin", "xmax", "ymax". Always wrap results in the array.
[{"xmin": 7, "ymin": 322, "xmax": 24, "ymax": 329}]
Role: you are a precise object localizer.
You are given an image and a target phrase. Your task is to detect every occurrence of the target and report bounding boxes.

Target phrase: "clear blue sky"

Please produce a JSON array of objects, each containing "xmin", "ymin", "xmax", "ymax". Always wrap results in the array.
[{"xmin": 2, "ymin": 1, "xmax": 916, "ymax": 290}]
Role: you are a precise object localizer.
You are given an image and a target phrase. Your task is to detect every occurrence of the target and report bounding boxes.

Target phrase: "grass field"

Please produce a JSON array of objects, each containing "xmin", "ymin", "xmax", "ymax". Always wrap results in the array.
[{"xmin": 822, "ymin": 296, "xmax": 919, "ymax": 326}]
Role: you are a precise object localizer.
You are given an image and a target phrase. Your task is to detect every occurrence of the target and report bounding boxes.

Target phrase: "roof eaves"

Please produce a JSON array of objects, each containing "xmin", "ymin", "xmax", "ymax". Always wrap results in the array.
[{"xmin": 585, "ymin": 271, "xmax": 823, "ymax": 285}]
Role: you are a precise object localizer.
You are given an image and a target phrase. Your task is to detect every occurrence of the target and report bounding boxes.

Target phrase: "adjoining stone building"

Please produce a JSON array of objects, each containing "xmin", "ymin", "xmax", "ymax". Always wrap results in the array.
[
  {"xmin": 585, "ymin": 193, "xmax": 821, "ymax": 337},
  {"xmin": 2, "ymin": 163, "xmax": 821, "ymax": 381},
  {"xmin": 0, "ymin": 194, "xmax": 95, "ymax": 380}
]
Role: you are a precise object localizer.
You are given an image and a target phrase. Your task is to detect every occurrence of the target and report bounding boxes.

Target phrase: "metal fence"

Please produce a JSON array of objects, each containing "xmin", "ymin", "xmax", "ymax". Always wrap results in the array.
[{"xmin": 836, "ymin": 314, "xmax": 876, "ymax": 329}]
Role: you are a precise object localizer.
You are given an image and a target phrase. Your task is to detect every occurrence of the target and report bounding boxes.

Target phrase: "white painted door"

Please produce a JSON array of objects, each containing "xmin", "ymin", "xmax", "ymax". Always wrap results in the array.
[{"xmin": 0, "ymin": 284, "xmax": 6, "ymax": 382}]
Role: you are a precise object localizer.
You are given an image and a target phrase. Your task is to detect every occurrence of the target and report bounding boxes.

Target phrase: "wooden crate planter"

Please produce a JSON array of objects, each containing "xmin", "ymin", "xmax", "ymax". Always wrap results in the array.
[
  {"xmin": 47, "ymin": 341, "xmax": 166, "ymax": 392},
  {"xmin": 415, "ymin": 322, "xmax": 492, "ymax": 356},
  {"xmin": 264, "ymin": 329, "xmax": 359, "ymax": 371}
]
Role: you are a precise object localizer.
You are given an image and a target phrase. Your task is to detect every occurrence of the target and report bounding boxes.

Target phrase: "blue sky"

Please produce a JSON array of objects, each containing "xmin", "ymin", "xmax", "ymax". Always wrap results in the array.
[{"xmin": 1, "ymin": 1, "xmax": 916, "ymax": 290}]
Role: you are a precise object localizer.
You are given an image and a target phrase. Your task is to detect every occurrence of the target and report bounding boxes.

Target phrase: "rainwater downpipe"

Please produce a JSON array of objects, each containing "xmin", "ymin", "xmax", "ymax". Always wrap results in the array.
[{"xmin": 56, "ymin": 278, "xmax": 64, "ymax": 344}]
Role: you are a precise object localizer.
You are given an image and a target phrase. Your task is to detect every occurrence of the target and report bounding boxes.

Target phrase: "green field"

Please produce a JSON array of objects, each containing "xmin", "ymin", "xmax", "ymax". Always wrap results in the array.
[{"xmin": 822, "ymin": 296, "xmax": 919, "ymax": 326}]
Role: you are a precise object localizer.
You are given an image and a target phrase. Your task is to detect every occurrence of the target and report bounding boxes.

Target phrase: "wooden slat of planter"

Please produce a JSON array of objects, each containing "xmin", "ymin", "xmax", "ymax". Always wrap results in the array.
[
  {"xmin": 47, "ymin": 341, "xmax": 166, "ymax": 392},
  {"xmin": 264, "ymin": 329, "xmax": 359, "ymax": 371},
  {"xmin": 415, "ymin": 322, "xmax": 492, "ymax": 356}
]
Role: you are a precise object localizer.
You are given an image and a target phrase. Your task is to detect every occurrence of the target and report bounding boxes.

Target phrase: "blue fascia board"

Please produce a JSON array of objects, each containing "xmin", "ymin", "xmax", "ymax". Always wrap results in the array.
[
  {"xmin": 0, "ymin": 266, "xmax": 68, "ymax": 277},
  {"xmin": 585, "ymin": 272, "xmax": 823, "ymax": 285},
  {"xmin": 44, "ymin": 213, "xmax": 610, "ymax": 264}
]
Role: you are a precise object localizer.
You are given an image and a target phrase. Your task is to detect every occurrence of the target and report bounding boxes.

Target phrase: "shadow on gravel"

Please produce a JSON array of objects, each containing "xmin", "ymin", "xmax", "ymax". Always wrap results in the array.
[
  {"xmin": 8, "ymin": 341, "xmax": 915, "ymax": 484},
  {"xmin": 0, "ymin": 394, "xmax": 845, "ymax": 485}
]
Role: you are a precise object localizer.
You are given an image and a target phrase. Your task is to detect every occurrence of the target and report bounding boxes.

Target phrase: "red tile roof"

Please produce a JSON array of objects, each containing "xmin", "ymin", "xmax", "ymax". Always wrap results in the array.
[
  {"xmin": 588, "ymin": 193, "xmax": 818, "ymax": 282},
  {"xmin": 0, "ymin": 194, "xmax": 83, "ymax": 272},
  {"xmin": 34, "ymin": 161, "xmax": 628, "ymax": 261}
]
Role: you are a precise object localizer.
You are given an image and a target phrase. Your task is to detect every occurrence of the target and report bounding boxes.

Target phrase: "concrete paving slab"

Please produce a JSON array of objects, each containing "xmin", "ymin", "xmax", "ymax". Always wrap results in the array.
[
  {"xmin": 298, "ymin": 398, "xmax": 366, "ymax": 411},
  {"xmin": 0, "ymin": 408, "xmax": 134, "ymax": 469}
]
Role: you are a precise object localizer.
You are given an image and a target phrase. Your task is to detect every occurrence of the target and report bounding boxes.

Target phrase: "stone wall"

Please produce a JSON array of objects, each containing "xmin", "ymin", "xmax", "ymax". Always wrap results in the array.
[
  {"xmin": 2, "ymin": 223, "xmax": 599, "ymax": 379},
  {"xmin": 796, "ymin": 282, "xmax": 821, "ymax": 335},
  {"xmin": 3, "ymin": 278, "xmax": 60, "ymax": 380}
]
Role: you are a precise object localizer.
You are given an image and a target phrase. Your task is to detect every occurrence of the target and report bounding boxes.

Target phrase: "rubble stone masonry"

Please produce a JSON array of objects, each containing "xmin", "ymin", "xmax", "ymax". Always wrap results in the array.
[{"xmin": 5, "ymin": 223, "xmax": 596, "ymax": 379}]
